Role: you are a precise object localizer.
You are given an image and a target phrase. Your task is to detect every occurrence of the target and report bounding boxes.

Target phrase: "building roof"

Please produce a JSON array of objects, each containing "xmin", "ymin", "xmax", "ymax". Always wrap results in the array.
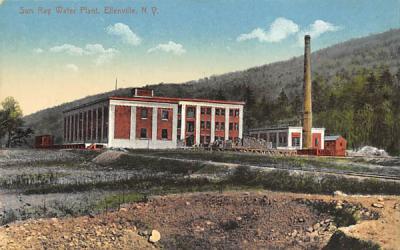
[
  {"xmin": 63, "ymin": 95, "xmax": 244, "ymax": 113},
  {"xmin": 249, "ymin": 126, "xmax": 325, "ymax": 132},
  {"xmin": 109, "ymin": 96, "xmax": 245, "ymax": 105},
  {"xmin": 63, "ymin": 98, "xmax": 109, "ymax": 113},
  {"xmin": 325, "ymin": 135, "xmax": 341, "ymax": 141}
]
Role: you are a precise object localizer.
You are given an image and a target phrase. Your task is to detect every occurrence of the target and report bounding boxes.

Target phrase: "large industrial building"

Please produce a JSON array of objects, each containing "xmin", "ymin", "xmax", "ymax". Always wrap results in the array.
[{"xmin": 63, "ymin": 89, "xmax": 244, "ymax": 149}]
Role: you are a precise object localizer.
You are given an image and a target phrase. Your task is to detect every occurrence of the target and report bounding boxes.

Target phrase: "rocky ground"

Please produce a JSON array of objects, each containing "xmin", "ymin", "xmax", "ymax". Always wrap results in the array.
[{"xmin": 1, "ymin": 190, "xmax": 399, "ymax": 250}]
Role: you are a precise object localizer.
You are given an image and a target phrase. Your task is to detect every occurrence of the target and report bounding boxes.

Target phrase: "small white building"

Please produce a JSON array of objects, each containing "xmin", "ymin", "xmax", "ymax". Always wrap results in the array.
[{"xmin": 248, "ymin": 126, "xmax": 325, "ymax": 150}]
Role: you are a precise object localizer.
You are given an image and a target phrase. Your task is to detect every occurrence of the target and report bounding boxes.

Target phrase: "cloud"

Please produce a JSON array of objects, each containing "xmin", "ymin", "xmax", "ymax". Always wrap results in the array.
[
  {"xmin": 237, "ymin": 17, "xmax": 299, "ymax": 43},
  {"xmin": 297, "ymin": 20, "xmax": 341, "ymax": 44},
  {"xmin": 106, "ymin": 23, "xmax": 141, "ymax": 46},
  {"xmin": 50, "ymin": 44, "xmax": 85, "ymax": 56},
  {"xmin": 33, "ymin": 48, "xmax": 44, "ymax": 54},
  {"xmin": 49, "ymin": 43, "xmax": 118, "ymax": 65},
  {"xmin": 0, "ymin": 0, "xmax": 5, "ymax": 5},
  {"xmin": 84, "ymin": 43, "xmax": 118, "ymax": 65},
  {"xmin": 148, "ymin": 41, "xmax": 186, "ymax": 55},
  {"xmin": 65, "ymin": 63, "xmax": 79, "ymax": 72}
]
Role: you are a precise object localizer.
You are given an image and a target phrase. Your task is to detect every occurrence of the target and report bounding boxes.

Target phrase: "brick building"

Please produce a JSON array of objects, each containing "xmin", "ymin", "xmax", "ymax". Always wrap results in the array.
[
  {"xmin": 63, "ymin": 88, "xmax": 244, "ymax": 149},
  {"xmin": 324, "ymin": 135, "xmax": 347, "ymax": 156}
]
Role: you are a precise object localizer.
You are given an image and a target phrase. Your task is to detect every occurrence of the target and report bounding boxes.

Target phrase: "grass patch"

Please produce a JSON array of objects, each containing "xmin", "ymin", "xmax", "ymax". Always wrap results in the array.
[
  {"xmin": 130, "ymin": 149, "xmax": 379, "ymax": 174},
  {"xmin": 22, "ymin": 165, "xmax": 400, "ymax": 196},
  {"xmin": 107, "ymin": 153, "xmax": 206, "ymax": 174},
  {"xmin": 95, "ymin": 192, "xmax": 146, "ymax": 210}
]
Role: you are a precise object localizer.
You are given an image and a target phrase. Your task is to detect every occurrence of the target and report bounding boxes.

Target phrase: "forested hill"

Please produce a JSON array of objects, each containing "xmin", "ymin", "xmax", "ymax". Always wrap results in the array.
[{"xmin": 24, "ymin": 29, "xmax": 400, "ymax": 154}]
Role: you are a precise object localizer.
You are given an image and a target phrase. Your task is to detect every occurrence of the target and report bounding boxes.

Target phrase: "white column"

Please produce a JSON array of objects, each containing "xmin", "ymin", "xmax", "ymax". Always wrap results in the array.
[
  {"xmin": 69, "ymin": 114, "xmax": 72, "ymax": 142},
  {"xmin": 287, "ymin": 130, "xmax": 292, "ymax": 148},
  {"xmin": 300, "ymin": 130, "xmax": 303, "ymax": 149},
  {"xmin": 95, "ymin": 108, "xmax": 98, "ymax": 142},
  {"xmin": 172, "ymin": 105, "xmax": 178, "ymax": 145},
  {"xmin": 224, "ymin": 107, "xmax": 229, "ymax": 140},
  {"xmin": 210, "ymin": 107, "xmax": 216, "ymax": 143},
  {"xmin": 180, "ymin": 104, "xmax": 186, "ymax": 141},
  {"xmin": 130, "ymin": 106, "xmax": 136, "ymax": 141},
  {"xmin": 100, "ymin": 108, "xmax": 104, "ymax": 142},
  {"xmin": 238, "ymin": 106, "xmax": 244, "ymax": 139},
  {"xmin": 108, "ymin": 105, "xmax": 115, "ymax": 147},
  {"xmin": 85, "ymin": 111, "xmax": 88, "ymax": 142},
  {"xmin": 90, "ymin": 109, "xmax": 94, "ymax": 142},
  {"xmin": 195, "ymin": 105, "xmax": 201, "ymax": 145},
  {"xmin": 152, "ymin": 107, "xmax": 157, "ymax": 142},
  {"xmin": 71, "ymin": 114, "xmax": 74, "ymax": 142},
  {"xmin": 276, "ymin": 132, "xmax": 279, "ymax": 148}
]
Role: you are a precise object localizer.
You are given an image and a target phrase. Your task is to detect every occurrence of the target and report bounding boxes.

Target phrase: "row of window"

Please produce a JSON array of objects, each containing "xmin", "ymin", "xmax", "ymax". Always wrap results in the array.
[
  {"xmin": 64, "ymin": 106, "xmax": 108, "ymax": 142},
  {"xmin": 178, "ymin": 106, "xmax": 240, "ymax": 117},
  {"xmin": 140, "ymin": 108, "xmax": 170, "ymax": 120},
  {"xmin": 139, "ymin": 128, "xmax": 169, "ymax": 139}
]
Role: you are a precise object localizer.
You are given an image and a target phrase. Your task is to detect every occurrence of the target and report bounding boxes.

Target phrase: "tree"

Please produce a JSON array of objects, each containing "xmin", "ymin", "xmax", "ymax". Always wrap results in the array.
[
  {"xmin": 215, "ymin": 88, "xmax": 226, "ymax": 100},
  {"xmin": 0, "ymin": 97, "xmax": 33, "ymax": 147}
]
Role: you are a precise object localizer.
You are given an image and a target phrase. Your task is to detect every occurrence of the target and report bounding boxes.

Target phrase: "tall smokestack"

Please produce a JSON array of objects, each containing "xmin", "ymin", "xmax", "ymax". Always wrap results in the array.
[{"xmin": 303, "ymin": 35, "xmax": 312, "ymax": 149}]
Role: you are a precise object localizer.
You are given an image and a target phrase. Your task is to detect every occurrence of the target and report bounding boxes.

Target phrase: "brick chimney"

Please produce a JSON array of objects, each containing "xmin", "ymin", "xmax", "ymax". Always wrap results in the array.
[{"xmin": 303, "ymin": 35, "xmax": 312, "ymax": 149}]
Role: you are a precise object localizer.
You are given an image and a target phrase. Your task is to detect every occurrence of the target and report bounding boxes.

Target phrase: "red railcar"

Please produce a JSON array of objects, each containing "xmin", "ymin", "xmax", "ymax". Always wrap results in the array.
[
  {"xmin": 34, "ymin": 135, "xmax": 54, "ymax": 148},
  {"xmin": 324, "ymin": 136, "xmax": 347, "ymax": 157}
]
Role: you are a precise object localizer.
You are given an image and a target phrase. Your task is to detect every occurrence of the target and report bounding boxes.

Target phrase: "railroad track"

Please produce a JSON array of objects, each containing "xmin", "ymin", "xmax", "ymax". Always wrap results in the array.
[
  {"xmin": 130, "ymin": 152, "xmax": 400, "ymax": 182},
  {"xmin": 267, "ymin": 165, "xmax": 400, "ymax": 181}
]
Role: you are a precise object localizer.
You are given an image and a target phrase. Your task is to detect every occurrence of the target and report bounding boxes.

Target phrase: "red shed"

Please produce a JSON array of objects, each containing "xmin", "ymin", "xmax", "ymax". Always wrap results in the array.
[
  {"xmin": 324, "ymin": 135, "xmax": 347, "ymax": 157},
  {"xmin": 35, "ymin": 135, "xmax": 54, "ymax": 148}
]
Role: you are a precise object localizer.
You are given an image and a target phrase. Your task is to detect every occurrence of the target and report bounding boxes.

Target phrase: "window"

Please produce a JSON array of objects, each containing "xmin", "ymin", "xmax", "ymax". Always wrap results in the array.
[
  {"xmin": 270, "ymin": 133, "xmax": 276, "ymax": 143},
  {"xmin": 200, "ymin": 136, "xmax": 204, "ymax": 144},
  {"xmin": 206, "ymin": 121, "xmax": 211, "ymax": 129},
  {"xmin": 221, "ymin": 109, "xmax": 225, "ymax": 116},
  {"xmin": 83, "ymin": 112, "xmax": 86, "ymax": 141},
  {"xmin": 187, "ymin": 121, "xmax": 194, "ymax": 132},
  {"xmin": 140, "ymin": 128, "xmax": 147, "ymax": 138},
  {"xmin": 215, "ymin": 122, "xmax": 219, "ymax": 130},
  {"xmin": 178, "ymin": 105, "xmax": 182, "ymax": 114},
  {"xmin": 97, "ymin": 108, "xmax": 102, "ymax": 142},
  {"xmin": 141, "ymin": 108, "xmax": 148, "ymax": 119},
  {"xmin": 103, "ymin": 107, "xmax": 108, "ymax": 140},
  {"xmin": 162, "ymin": 129, "xmax": 168, "ymax": 139},
  {"xmin": 161, "ymin": 110, "xmax": 169, "ymax": 120},
  {"xmin": 215, "ymin": 109, "xmax": 220, "ymax": 116},
  {"xmin": 201, "ymin": 121, "xmax": 205, "ymax": 128},
  {"xmin": 201, "ymin": 107, "xmax": 205, "ymax": 114},
  {"xmin": 315, "ymin": 138, "xmax": 319, "ymax": 146},
  {"xmin": 229, "ymin": 123, "xmax": 233, "ymax": 131},
  {"xmin": 88, "ymin": 111, "xmax": 92, "ymax": 140},
  {"xmin": 235, "ymin": 110, "xmax": 240, "ymax": 116},
  {"xmin": 178, "ymin": 120, "xmax": 181, "ymax": 129},
  {"xmin": 235, "ymin": 123, "xmax": 239, "ymax": 130},
  {"xmin": 229, "ymin": 109, "xmax": 233, "ymax": 116},
  {"xmin": 220, "ymin": 122, "xmax": 225, "ymax": 130},
  {"xmin": 292, "ymin": 137, "xmax": 300, "ymax": 147},
  {"xmin": 206, "ymin": 136, "xmax": 211, "ymax": 143},
  {"xmin": 206, "ymin": 108, "xmax": 211, "ymax": 115},
  {"xmin": 187, "ymin": 107, "xmax": 195, "ymax": 118}
]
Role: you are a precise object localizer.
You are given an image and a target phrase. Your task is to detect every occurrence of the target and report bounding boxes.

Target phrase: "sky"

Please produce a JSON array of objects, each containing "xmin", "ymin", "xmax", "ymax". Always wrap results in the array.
[{"xmin": 0, "ymin": 0, "xmax": 399, "ymax": 115}]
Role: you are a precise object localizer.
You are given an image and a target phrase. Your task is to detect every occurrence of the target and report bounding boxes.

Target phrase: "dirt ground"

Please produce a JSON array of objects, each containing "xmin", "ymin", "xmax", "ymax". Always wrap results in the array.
[{"xmin": 0, "ymin": 190, "xmax": 399, "ymax": 250}]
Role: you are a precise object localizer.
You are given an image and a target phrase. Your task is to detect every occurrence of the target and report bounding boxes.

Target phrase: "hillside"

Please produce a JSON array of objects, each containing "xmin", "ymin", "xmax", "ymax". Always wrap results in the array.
[{"xmin": 24, "ymin": 29, "xmax": 400, "ymax": 145}]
